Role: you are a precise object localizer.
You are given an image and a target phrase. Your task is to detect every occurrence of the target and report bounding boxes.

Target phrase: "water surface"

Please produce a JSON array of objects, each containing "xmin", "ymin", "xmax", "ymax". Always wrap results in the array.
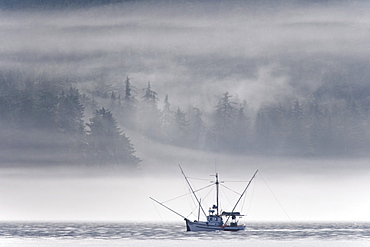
[{"xmin": 0, "ymin": 222, "xmax": 368, "ymax": 246}]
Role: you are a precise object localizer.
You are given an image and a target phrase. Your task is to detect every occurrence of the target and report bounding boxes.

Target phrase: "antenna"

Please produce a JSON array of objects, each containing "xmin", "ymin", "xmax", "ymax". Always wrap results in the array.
[{"xmin": 214, "ymin": 159, "xmax": 217, "ymax": 174}]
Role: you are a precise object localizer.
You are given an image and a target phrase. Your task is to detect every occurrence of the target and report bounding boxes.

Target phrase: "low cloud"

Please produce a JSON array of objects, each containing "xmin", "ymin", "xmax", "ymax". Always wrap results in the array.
[{"xmin": 1, "ymin": 1, "xmax": 369, "ymax": 108}]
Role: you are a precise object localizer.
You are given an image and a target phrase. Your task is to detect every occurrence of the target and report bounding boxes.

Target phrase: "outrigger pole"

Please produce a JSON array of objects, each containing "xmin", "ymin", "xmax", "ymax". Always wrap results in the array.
[
  {"xmin": 149, "ymin": 197, "xmax": 188, "ymax": 220},
  {"xmin": 224, "ymin": 169, "xmax": 259, "ymax": 224},
  {"xmin": 179, "ymin": 165, "xmax": 207, "ymax": 217}
]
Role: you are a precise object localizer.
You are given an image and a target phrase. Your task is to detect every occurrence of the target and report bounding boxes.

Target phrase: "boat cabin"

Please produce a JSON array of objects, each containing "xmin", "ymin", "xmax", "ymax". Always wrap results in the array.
[
  {"xmin": 206, "ymin": 215, "xmax": 223, "ymax": 226},
  {"xmin": 207, "ymin": 208, "xmax": 223, "ymax": 225}
]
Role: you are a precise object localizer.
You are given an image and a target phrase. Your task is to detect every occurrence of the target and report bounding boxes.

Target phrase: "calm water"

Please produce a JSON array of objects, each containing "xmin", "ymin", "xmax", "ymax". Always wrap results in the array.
[{"xmin": 0, "ymin": 222, "xmax": 369, "ymax": 247}]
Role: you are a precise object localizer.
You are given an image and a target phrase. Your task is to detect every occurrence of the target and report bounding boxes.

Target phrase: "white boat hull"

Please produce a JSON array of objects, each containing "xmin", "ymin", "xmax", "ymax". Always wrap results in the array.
[{"xmin": 185, "ymin": 219, "xmax": 246, "ymax": 232}]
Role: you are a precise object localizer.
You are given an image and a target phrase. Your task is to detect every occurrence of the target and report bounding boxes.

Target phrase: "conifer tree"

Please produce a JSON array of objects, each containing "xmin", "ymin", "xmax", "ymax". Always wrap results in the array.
[
  {"xmin": 86, "ymin": 107, "xmax": 140, "ymax": 166},
  {"xmin": 173, "ymin": 107, "xmax": 189, "ymax": 146},
  {"xmin": 210, "ymin": 92, "xmax": 237, "ymax": 151},
  {"xmin": 306, "ymin": 98, "xmax": 327, "ymax": 155},
  {"xmin": 56, "ymin": 87, "xmax": 86, "ymax": 153},
  {"xmin": 57, "ymin": 87, "xmax": 84, "ymax": 134},
  {"xmin": 214, "ymin": 92, "xmax": 237, "ymax": 133},
  {"xmin": 286, "ymin": 99, "xmax": 308, "ymax": 155},
  {"xmin": 137, "ymin": 81, "xmax": 160, "ymax": 138},
  {"xmin": 254, "ymin": 106, "xmax": 271, "ymax": 152},
  {"xmin": 160, "ymin": 94, "xmax": 175, "ymax": 143},
  {"xmin": 232, "ymin": 106, "xmax": 250, "ymax": 152},
  {"xmin": 124, "ymin": 76, "xmax": 132, "ymax": 102},
  {"xmin": 34, "ymin": 90, "xmax": 59, "ymax": 131},
  {"xmin": 119, "ymin": 76, "xmax": 137, "ymax": 128},
  {"xmin": 189, "ymin": 107, "xmax": 206, "ymax": 149}
]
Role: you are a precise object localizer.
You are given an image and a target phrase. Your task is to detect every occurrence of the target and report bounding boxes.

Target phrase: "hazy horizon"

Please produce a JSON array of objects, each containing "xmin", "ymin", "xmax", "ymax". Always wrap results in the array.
[{"xmin": 1, "ymin": 140, "xmax": 369, "ymax": 223}]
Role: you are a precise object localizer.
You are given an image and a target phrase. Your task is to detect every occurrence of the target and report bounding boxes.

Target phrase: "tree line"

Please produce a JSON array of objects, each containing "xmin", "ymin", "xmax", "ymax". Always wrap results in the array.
[
  {"xmin": 99, "ymin": 76, "xmax": 370, "ymax": 157},
  {"xmin": 0, "ymin": 72, "xmax": 140, "ymax": 166},
  {"xmin": 1, "ymin": 71, "xmax": 370, "ymax": 168}
]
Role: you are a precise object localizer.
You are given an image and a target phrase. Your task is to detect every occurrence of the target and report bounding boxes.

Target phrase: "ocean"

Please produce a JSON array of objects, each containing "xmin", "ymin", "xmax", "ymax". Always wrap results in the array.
[{"xmin": 0, "ymin": 222, "xmax": 369, "ymax": 247}]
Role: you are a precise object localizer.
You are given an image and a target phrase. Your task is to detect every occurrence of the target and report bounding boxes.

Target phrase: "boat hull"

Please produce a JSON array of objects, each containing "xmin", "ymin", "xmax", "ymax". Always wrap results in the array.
[{"xmin": 185, "ymin": 219, "xmax": 245, "ymax": 232}]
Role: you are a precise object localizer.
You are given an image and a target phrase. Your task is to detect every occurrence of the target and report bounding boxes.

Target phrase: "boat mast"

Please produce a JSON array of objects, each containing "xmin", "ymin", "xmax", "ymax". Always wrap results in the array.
[
  {"xmin": 179, "ymin": 165, "xmax": 207, "ymax": 217},
  {"xmin": 215, "ymin": 173, "xmax": 219, "ymax": 215}
]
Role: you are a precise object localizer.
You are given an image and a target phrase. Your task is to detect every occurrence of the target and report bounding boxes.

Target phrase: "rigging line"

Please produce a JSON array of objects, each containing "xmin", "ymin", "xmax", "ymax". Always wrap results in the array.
[
  {"xmin": 224, "ymin": 170, "xmax": 258, "ymax": 225},
  {"xmin": 259, "ymin": 172, "xmax": 293, "ymax": 222},
  {"xmin": 246, "ymin": 177, "xmax": 256, "ymax": 217},
  {"xmin": 182, "ymin": 175, "xmax": 197, "ymax": 218},
  {"xmin": 186, "ymin": 177, "xmax": 211, "ymax": 181},
  {"xmin": 186, "ymin": 212, "xmax": 195, "ymax": 219},
  {"xmin": 240, "ymin": 185, "xmax": 247, "ymax": 214},
  {"xmin": 201, "ymin": 185, "xmax": 215, "ymax": 210},
  {"xmin": 188, "ymin": 187, "xmax": 213, "ymax": 219},
  {"xmin": 202, "ymin": 185, "xmax": 214, "ymax": 201},
  {"xmin": 222, "ymin": 180, "xmax": 251, "ymax": 183},
  {"xmin": 186, "ymin": 207, "xmax": 197, "ymax": 219},
  {"xmin": 219, "ymin": 185, "xmax": 237, "ymax": 210},
  {"xmin": 183, "ymin": 175, "xmax": 214, "ymax": 219},
  {"xmin": 149, "ymin": 197, "xmax": 187, "ymax": 220},
  {"xmin": 185, "ymin": 180, "xmax": 197, "ymax": 215},
  {"xmin": 162, "ymin": 184, "xmax": 214, "ymax": 204},
  {"xmin": 242, "ymin": 175, "xmax": 255, "ymax": 216},
  {"xmin": 220, "ymin": 184, "xmax": 242, "ymax": 195},
  {"xmin": 179, "ymin": 165, "xmax": 207, "ymax": 217},
  {"xmin": 151, "ymin": 199, "xmax": 164, "ymax": 223},
  {"xmin": 186, "ymin": 197, "xmax": 203, "ymax": 219}
]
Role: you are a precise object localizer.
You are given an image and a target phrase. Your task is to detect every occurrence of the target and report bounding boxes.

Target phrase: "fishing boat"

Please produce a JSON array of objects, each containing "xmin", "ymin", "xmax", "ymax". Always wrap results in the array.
[{"xmin": 150, "ymin": 166, "xmax": 258, "ymax": 231}]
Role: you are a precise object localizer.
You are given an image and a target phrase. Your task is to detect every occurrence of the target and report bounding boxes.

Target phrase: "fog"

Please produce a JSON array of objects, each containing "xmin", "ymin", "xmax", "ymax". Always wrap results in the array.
[
  {"xmin": 1, "ymin": 0, "xmax": 370, "ymax": 223},
  {"xmin": 1, "ymin": 1, "xmax": 370, "ymax": 109},
  {"xmin": 1, "ymin": 139, "xmax": 370, "ymax": 222}
]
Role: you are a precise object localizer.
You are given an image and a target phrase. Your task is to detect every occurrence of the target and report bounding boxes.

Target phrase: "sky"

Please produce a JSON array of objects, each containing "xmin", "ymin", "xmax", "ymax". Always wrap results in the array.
[{"xmin": 1, "ymin": 0, "xmax": 370, "ymax": 223}]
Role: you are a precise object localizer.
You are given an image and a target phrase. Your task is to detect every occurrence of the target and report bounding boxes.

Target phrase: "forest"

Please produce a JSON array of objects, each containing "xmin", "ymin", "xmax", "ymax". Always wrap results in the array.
[
  {"xmin": 0, "ymin": 71, "xmax": 140, "ymax": 167},
  {"xmin": 1, "ymin": 69, "xmax": 370, "ymax": 167}
]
